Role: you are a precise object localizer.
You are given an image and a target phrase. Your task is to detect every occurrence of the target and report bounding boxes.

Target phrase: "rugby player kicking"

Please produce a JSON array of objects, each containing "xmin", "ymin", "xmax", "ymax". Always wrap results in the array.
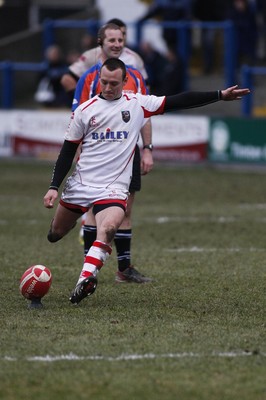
[
  {"xmin": 63, "ymin": 21, "xmax": 154, "ymax": 284},
  {"xmin": 44, "ymin": 58, "xmax": 250, "ymax": 305}
]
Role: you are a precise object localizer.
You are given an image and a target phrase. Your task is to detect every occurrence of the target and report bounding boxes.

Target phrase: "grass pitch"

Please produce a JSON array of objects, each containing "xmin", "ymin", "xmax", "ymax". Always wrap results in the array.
[{"xmin": 0, "ymin": 159, "xmax": 265, "ymax": 400}]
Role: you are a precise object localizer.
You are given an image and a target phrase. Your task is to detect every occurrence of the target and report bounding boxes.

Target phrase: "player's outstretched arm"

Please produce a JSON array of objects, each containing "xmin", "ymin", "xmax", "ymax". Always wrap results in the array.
[
  {"xmin": 220, "ymin": 85, "xmax": 250, "ymax": 101},
  {"xmin": 164, "ymin": 85, "xmax": 250, "ymax": 112}
]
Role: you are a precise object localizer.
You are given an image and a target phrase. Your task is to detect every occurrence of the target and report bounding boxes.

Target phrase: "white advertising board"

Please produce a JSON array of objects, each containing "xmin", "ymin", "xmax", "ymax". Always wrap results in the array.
[{"xmin": 0, "ymin": 110, "xmax": 209, "ymax": 162}]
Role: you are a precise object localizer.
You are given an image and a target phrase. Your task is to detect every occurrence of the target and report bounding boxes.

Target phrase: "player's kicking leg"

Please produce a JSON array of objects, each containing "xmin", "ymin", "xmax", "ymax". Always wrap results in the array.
[{"xmin": 47, "ymin": 203, "xmax": 81, "ymax": 243}]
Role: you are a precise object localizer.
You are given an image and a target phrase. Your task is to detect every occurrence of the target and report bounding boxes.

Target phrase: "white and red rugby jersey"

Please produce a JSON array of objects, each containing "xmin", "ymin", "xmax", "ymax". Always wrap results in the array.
[{"xmin": 65, "ymin": 92, "xmax": 165, "ymax": 190}]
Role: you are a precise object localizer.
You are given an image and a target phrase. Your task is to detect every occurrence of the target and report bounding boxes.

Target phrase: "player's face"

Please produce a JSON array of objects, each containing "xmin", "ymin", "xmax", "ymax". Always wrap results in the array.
[
  {"xmin": 102, "ymin": 29, "xmax": 124, "ymax": 59},
  {"xmin": 100, "ymin": 66, "xmax": 127, "ymax": 100}
]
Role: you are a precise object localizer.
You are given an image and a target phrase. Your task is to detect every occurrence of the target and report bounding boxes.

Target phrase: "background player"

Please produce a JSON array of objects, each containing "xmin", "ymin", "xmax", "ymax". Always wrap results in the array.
[{"xmin": 61, "ymin": 18, "xmax": 148, "ymax": 97}]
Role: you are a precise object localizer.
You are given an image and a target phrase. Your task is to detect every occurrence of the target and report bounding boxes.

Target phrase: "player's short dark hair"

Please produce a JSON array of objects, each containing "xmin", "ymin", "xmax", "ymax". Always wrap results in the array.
[
  {"xmin": 97, "ymin": 23, "xmax": 122, "ymax": 46},
  {"xmin": 101, "ymin": 58, "xmax": 127, "ymax": 80},
  {"xmin": 106, "ymin": 18, "xmax": 126, "ymax": 28}
]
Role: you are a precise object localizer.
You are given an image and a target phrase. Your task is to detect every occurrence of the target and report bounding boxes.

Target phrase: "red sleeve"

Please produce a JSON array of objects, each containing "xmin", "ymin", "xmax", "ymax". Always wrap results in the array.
[{"xmin": 142, "ymin": 97, "xmax": 165, "ymax": 118}]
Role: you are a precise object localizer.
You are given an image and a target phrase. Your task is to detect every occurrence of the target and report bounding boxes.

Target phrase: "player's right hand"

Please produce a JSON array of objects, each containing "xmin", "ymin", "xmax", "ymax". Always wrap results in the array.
[{"xmin": 43, "ymin": 189, "xmax": 58, "ymax": 208}]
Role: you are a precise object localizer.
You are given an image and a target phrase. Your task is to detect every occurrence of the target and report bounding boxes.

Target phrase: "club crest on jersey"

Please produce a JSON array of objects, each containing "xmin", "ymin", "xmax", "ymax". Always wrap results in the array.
[
  {"xmin": 89, "ymin": 116, "xmax": 98, "ymax": 127},
  {"xmin": 121, "ymin": 110, "xmax": 130, "ymax": 123}
]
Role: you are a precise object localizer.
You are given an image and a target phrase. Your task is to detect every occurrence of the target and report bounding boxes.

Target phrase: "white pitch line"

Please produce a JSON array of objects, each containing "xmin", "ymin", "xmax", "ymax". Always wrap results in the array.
[
  {"xmin": 1, "ymin": 215, "xmax": 266, "ymax": 226},
  {"xmin": 2, "ymin": 351, "xmax": 265, "ymax": 363},
  {"xmin": 238, "ymin": 203, "xmax": 266, "ymax": 210},
  {"xmin": 139, "ymin": 215, "xmax": 266, "ymax": 224},
  {"xmin": 156, "ymin": 216, "xmax": 237, "ymax": 224},
  {"xmin": 165, "ymin": 247, "xmax": 266, "ymax": 253}
]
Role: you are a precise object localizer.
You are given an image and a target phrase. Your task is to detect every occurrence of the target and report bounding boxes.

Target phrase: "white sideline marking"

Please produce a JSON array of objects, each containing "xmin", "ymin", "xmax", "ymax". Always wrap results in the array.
[
  {"xmin": 239, "ymin": 203, "xmax": 266, "ymax": 210},
  {"xmin": 156, "ymin": 216, "xmax": 236, "ymax": 224},
  {"xmin": 1, "ymin": 214, "xmax": 266, "ymax": 226},
  {"xmin": 165, "ymin": 247, "xmax": 266, "ymax": 253},
  {"xmin": 2, "ymin": 351, "xmax": 265, "ymax": 363},
  {"xmin": 145, "ymin": 215, "xmax": 266, "ymax": 224}
]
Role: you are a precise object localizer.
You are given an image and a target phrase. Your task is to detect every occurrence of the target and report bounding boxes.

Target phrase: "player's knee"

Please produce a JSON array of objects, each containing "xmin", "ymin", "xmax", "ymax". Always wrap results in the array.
[{"xmin": 47, "ymin": 229, "xmax": 62, "ymax": 243}]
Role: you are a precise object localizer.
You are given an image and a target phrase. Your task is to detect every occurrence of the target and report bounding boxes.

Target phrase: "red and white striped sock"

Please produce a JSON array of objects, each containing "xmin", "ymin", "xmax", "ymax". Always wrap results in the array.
[{"xmin": 77, "ymin": 240, "xmax": 112, "ymax": 284}]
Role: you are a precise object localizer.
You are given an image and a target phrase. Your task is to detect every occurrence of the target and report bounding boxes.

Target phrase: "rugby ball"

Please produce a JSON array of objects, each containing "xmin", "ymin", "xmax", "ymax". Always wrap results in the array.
[{"xmin": 19, "ymin": 265, "xmax": 52, "ymax": 300}]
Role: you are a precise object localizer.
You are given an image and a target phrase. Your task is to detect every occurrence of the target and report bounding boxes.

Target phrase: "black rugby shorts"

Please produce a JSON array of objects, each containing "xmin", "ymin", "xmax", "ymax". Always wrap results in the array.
[{"xmin": 129, "ymin": 144, "xmax": 141, "ymax": 193}]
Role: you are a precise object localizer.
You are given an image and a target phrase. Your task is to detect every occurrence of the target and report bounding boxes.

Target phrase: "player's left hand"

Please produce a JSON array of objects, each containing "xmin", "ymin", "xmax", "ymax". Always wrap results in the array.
[
  {"xmin": 221, "ymin": 85, "xmax": 250, "ymax": 101},
  {"xmin": 141, "ymin": 149, "xmax": 154, "ymax": 175}
]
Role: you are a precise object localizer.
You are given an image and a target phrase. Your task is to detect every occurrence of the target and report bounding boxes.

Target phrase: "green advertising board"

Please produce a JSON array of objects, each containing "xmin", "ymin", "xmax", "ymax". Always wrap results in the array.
[{"xmin": 209, "ymin": 118, "xmax": 266, "ymax": 163}]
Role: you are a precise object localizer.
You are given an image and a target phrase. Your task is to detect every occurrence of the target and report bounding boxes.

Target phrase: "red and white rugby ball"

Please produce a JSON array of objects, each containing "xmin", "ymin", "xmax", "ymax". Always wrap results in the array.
[{"xmin": 19, "ymin": 265, "xmax": 52, "ymax": 300}]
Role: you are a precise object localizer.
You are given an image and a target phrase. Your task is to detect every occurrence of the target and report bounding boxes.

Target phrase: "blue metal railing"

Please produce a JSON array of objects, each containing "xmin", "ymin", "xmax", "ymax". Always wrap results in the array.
[
  {"xmin": 43, "ymin": 19, "xmax": 236, "ymax": 90},
  {"xmin": 0, "ymin": 19, "xmax": 242, "ymax": 110},
  {"xmin": 0, "ymin": 61, "xmax": 47, "ymax": 108}
]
